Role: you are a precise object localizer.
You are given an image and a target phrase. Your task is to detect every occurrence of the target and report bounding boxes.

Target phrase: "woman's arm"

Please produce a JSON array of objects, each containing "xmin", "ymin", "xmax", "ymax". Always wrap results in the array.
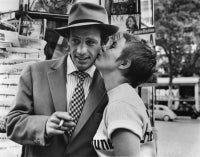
[{"xmin": 112, "ymin": 128, "xmax": 140, "ymax": 157}]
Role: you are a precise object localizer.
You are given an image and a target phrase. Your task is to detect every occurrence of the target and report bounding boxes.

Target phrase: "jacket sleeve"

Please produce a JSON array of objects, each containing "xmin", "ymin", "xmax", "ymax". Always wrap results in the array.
[{"xmin": 6, "ymin": 64, "xmax": 49, "ymax": 146}]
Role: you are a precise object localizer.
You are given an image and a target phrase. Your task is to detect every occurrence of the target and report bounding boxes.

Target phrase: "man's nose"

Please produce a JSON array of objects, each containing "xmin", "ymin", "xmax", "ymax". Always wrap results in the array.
[{"xmin": 77, "ymin": 43, "xmax": 87, "ymax": 55}]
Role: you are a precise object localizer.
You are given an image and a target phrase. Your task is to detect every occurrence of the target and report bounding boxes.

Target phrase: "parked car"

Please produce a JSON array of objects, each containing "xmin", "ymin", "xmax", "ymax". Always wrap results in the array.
[
  {"xmin": 148, "ymin": 105, "xmax": 177, "ymax": 121},
  {"xmin": 172, "ymin": 104, "xmax": 200, "ymax": 119}
]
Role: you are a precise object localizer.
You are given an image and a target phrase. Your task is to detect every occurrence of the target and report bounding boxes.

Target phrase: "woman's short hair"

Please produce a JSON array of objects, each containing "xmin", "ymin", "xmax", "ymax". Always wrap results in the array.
[{"xmin": 117, "ymin": 32, "xmax": 157, "ymax": 87}]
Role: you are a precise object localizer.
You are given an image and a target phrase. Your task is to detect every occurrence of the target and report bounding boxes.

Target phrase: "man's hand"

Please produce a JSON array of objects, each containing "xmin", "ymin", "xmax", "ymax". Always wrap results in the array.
[{"xmin": 45, "ymin": 112, "xmax": 75, "ymax": 138}]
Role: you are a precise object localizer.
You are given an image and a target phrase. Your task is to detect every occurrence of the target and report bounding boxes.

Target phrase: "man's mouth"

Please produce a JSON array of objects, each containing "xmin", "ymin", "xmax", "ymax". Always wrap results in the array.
[{"xmin": 75, "ymin": 56, "xmax": 90, "ymax": 63}]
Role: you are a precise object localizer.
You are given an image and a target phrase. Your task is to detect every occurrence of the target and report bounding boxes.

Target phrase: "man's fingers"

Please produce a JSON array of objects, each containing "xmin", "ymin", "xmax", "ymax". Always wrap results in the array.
[
  {"xmin": 46, "ymin": 122, "xmax": 65, "ymax": 137},
  {"xmin": 54, "ymin": 112, "xmax": 73, "ymax": 121},
  {"xmin": 62, "ymin": 121, "xmax": 76, "ymax": 127},
  {"xmin": 46, "ymin": 112, "xmax": 74, "ymax": 137},
  {"xmin": 58, "ymin": 120, "xmax": 75, "ymax": 129},
  {"xmin": 50, "ymin": 118, "xmax": 60, "ymax": 124},
  {"xmin": 58, "ymin": 120, "xmax": 64, "ymax": 128},
  {"xmin": 51, "ymin": 129, "xmax": 65, "ymax": 135},
  {"xmin": 59, "ymin": 126, "xmax": 72, "ymax": 131}
]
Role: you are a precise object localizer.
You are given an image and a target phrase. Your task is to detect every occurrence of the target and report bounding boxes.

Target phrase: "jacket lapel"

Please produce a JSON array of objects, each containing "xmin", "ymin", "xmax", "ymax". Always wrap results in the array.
[
  {"xmin": 47, "ymin": 55, "xmax": 68, "ymax": 111},
  {"xmin": 71, "ymin": 70, "xmax": 106, "ymax": 141}
]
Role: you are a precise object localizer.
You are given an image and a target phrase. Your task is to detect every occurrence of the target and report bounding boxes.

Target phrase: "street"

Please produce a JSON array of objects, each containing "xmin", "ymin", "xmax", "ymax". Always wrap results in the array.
[{"xmin": 156, "ymin": 117, "xmax": 200, "ymax": 157}]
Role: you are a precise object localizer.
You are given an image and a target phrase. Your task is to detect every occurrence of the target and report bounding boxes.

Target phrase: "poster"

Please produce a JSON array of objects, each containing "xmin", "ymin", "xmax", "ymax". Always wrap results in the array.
[
  {"xmin": 18, "ymin": 18, "xmax": 47, "ymax": 39},
  {"xmin": 111, "ymin": 14, "xmax": 156, "ymax": 45},
  {"xmin": 111, "ymin": 0, "xmax": 139, "ymax": 15},
  {"xmin": 111, "ymin": 14, "xmax": 140, "ymax": 33},
  {"xmin": 29, "ymin": 0, "xmax": 75, "ymax": 14}
]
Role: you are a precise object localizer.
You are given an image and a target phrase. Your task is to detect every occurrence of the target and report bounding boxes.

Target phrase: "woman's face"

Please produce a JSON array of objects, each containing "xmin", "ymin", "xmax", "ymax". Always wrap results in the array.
[
  {"xmin": 127, "ymin": 17, "xmax": 135, "ymax": 28},
  {"xmin": 95, "ymin": 36, "xmax": 126, "ymax": 73}
]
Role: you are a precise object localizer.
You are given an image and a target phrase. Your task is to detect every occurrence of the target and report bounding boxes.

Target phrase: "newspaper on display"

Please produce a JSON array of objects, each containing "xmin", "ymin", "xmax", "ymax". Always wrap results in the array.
[{"xmin": 0, "ymin": 15, "xmax": 47, "ymax": 156}]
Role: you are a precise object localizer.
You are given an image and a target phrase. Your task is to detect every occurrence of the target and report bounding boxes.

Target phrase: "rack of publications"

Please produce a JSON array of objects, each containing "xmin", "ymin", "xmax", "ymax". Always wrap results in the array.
[{"xmin": 0, "ymin": 11, "xmax": 47, "ymax": 157}]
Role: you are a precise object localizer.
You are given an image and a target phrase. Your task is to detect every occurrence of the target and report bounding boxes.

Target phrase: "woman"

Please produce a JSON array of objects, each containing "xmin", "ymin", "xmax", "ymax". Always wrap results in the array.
[
  {"xmin": 93, "ymin": 32, "xmax": 157, "ymax": 157},
  {"xmin": 126, "ymin": 15, "xmax": 139, "ymax": 34}
]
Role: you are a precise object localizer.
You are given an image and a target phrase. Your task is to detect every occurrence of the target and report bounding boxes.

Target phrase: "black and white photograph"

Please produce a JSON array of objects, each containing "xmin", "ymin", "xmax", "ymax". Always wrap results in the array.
[
  {"xmin": 111, "ymin": 14, "xmax": 140, "ymax": 34},
  {"xmin": 0, "ymin": 0, "xmax": 200, "ymax": 157}
]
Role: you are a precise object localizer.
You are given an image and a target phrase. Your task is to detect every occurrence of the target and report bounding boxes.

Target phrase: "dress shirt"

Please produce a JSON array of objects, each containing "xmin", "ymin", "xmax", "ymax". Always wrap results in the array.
[{"xmin": 66, "ymin": 55, "xmax": 96, "ymax": 110}]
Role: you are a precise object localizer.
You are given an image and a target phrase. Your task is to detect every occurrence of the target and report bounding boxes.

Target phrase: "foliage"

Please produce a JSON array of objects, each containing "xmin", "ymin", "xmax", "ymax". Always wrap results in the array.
[
  {"xmin": 155, "ymin": 0, "xmax": 200, "ymax": 77},
  {"xmin": 181, "ymin": 48, "xmax": 200, "ymax": 76}
]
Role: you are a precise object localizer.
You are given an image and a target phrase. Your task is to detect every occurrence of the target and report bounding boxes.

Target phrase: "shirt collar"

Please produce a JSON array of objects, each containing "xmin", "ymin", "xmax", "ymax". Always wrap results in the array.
[{"xmin": 67, "ymin": 55, "xmax": 96, "ymax": 78}]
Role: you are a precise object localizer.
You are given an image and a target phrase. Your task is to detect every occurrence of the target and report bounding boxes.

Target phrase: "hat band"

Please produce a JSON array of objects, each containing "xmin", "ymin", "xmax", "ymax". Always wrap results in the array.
[{"xmin": 69, "ymin": 19, "xmax": 104, "ymax": 26}]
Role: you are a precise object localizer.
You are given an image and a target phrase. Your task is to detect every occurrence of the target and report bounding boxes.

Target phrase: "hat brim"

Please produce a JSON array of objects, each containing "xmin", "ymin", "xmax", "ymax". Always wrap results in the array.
[{"xmin": 55, "ymin": 22, "xmax": 119, "ymax": 38}]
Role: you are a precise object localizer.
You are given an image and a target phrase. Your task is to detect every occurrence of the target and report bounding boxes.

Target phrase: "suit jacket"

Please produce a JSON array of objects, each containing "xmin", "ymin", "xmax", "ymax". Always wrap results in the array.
[{"xmin": 6, "ymin": 54, "xmax": 108, "ymax": 157}]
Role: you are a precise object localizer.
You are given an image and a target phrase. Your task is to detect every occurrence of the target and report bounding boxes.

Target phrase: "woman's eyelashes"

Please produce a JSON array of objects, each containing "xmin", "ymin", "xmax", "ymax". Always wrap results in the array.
[
  {"xmin": 101, "ymin": 41, "xmax": 117, "ymax": 52},
  {"xmin": 109, "ymin": 41, "xmax": 117, "ymax": 49}
]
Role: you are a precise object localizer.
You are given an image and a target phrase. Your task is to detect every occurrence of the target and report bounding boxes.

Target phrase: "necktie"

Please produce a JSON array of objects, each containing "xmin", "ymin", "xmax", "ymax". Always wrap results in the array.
[{"xmin": 68, "ymin": 71, "xmax": 89, "ymax": 136}]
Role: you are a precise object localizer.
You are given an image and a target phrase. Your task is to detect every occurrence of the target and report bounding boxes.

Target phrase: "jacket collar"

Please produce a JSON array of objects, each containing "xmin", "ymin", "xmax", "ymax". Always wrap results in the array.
[
  {"xmin": 48, "ymin": 55, "xmax": 106, "ymax": 142},
  {"xmin": 48, "ymin": 54, "xmax": 68, "ymax": 111}
]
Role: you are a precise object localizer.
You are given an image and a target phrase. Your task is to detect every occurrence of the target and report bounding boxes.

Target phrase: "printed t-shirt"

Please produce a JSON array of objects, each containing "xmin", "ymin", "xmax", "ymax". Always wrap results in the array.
[{"xmin": 92, "ymin": 83, "xmax": 154, "ymax": 157}]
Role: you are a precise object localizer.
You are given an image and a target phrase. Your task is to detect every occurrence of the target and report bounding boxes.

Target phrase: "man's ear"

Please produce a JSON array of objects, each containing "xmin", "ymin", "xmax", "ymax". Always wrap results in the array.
[{"xmin": 119, "ymin": 59, "xmax": 131, "ymax": 70}]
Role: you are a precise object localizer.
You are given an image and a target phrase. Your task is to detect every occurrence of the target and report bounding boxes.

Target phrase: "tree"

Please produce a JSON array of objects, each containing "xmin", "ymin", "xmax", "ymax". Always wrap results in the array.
[
  {"xmin": 181, "ymin": 48, "xmax": 200, "ymax": 76},
  {"xmin": 155, "ymin": 0, "xmax": 200, "ymax": 108}
]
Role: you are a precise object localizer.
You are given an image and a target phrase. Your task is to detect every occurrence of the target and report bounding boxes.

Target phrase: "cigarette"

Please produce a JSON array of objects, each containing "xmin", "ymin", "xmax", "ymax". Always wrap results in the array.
[{"xmin": 58, "ymin": 119, "xmax": 64, "ymax": 128}]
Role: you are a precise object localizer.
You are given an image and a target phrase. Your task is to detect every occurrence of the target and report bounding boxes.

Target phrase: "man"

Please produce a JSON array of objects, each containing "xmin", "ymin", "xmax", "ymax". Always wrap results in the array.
[{"xmin": 6, "ymin": 2, "xmax": 118, "ymax": 157}]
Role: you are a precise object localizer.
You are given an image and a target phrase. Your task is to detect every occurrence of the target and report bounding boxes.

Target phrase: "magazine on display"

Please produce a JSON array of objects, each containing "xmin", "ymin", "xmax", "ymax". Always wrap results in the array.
[
  {"xmin": 111, "ymin": 14, "xmax": 140, "ymax": 34},
  {"xmin": 18, "ymin": 18, "xmax": 47, "ymax": 40},
  {"xmin": 29, "ymin": 0, "xmax": 75, "ymax": 14},
  {"xmin": 0, "ymin": 30, "xmax": 20, "ymax": 47},
  {"xmin": 0, "ymin": 7, "xmax": 48, "ymax": 157},
  {"xmin": 6, "ymin": 19, "xmax": 20, "ymax": 31},
  {"xmin": 111, "ymin": 14, "xmax": 156, "ymax": 45},
  {"xmin": 18, "ymin": 35, "xmax": 47, "ymax": 50}
]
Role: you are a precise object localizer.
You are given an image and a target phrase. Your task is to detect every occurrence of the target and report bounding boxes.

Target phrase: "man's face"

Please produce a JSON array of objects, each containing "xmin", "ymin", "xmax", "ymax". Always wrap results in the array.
[{"xmin": 69, "ymin": 26, "xmax": 101, "ymax": 71}]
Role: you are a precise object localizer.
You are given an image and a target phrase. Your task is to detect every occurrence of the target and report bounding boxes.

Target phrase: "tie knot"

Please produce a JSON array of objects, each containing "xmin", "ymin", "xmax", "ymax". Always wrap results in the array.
[{"xmin": 73, "ymin": 71, "xmax": 89, "ymax": 81}]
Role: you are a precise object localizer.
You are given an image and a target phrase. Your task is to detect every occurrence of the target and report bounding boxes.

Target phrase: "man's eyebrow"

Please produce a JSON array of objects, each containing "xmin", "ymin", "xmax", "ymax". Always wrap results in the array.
[
  {"xmin": 70, "ymin": 35, "xmax": 80, "ymax": 38},
  {"xmin": 70, "ymin": 35, "xmax": 98, "ymax": 42},
  {"xmin": 86, "ymin": 37, "xmax": 99, "ymax": 42}
]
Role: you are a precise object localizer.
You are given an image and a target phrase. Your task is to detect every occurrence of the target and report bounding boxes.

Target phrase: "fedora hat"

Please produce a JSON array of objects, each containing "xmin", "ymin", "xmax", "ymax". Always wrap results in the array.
[{"xmin": 55, "ymin": 2, "xmax": 119, "ymax": 37}]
